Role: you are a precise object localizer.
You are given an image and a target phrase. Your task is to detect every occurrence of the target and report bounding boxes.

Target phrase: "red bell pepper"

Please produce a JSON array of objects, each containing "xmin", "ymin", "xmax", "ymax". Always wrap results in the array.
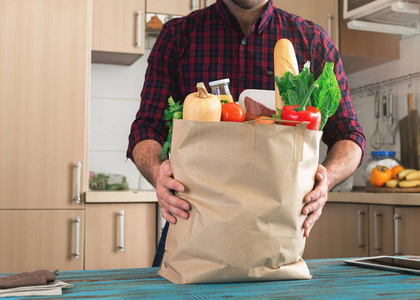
[{"xmin": 280, "ymin": 83, "xmax": 321, "ymax": 131}]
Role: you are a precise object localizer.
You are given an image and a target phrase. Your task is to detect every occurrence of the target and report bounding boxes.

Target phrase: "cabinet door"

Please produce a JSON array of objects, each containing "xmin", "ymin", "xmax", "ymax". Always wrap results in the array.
[
  {"xmin": 394, "ymin": 207, "xmax": 420, "ymax": 256},
  {"xmin": 0, "ymin": 210, "xmax": 84, "ymax": 273},
  {"xmin": 92, "ymin": 0, "xmax": 145, "ymax": 65},
  {"xmin": 146, "ymin": 0, "xmax": 198, "ymax": 16},
  {"xmin": 0, "ymin": 0, "xmax": 90, "ymax": 209},
  {"xmin": 85, "ymin": 203, "xmax": 156, "ymax": 270},
  {"xmin": 304, "ymin": 203, "xmax": 369, "ymax": 259},
  {"xmin": 272, "ymin": 0, "xmax": 339, "ymax": 45},
  {"xmin": 368, "ymin": 205, "xmax": 394, "ymax": 256}
]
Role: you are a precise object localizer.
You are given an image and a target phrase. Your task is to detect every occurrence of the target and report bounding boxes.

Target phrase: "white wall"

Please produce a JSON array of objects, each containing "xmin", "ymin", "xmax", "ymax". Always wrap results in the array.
[
  {"xmin": 90, "ymin": 34, "xmax": 420, "ymax": 190},
  {"xmin": 346, "ymin": 34, "xmax": 420, "ymax": 186},
  {"xmin": 89, "ymin": 49, "xmax": 153, "ymax": 191}
]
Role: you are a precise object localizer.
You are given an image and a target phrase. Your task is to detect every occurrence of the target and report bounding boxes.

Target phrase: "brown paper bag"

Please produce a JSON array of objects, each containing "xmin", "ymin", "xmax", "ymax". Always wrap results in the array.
[{"xmin": 158, "ymin": 119, "xmax": 323, "ymax": 284}]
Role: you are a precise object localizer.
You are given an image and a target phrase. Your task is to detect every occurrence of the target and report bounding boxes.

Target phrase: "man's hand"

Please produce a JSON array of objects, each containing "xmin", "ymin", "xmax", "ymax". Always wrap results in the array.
[
  {"xmin": 156, "ymin": 160, "xmax": 190, "ymax": 224},
  {"xmin": 302, "ymin": 164, "xmax": 328, "ymax": 238}
]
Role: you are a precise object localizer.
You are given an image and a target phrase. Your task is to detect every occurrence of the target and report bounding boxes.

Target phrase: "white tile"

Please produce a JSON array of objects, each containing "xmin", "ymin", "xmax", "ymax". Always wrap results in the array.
[
  {"xmin": 88, "ymin": 150, "xmax": 150, "ymax": 191},
  {"xmin": 90, "ymin": 51, "xmax": 150, "ymax": 100},
  {"xmin": 89, "ymin": 98, "xmax": 140, "ymax": 152}
]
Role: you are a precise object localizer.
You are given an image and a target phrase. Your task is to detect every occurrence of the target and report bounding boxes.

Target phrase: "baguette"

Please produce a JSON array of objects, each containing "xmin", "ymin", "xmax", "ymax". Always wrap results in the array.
[{"xmin": 274, "ymin": 39, "xmax": 299, "ymax": 111}]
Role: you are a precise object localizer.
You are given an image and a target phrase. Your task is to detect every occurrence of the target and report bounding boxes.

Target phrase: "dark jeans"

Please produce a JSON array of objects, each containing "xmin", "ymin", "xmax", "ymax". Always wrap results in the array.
[{"xmin": 152, "ymin": 221, "xmax": 169, "ymax": 267}]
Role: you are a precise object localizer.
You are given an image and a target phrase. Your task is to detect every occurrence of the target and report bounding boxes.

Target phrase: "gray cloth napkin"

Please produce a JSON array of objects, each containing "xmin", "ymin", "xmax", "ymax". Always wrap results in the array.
[{"xmin": 0, "ymin": 280, "xmax": 73, "ymax": 298}]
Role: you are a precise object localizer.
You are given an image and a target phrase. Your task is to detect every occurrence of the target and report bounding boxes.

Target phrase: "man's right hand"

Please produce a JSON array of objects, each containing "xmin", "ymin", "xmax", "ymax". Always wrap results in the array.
[{"xmin": 156, "ymin": 159, "xmax": 190, "ymax": 224}]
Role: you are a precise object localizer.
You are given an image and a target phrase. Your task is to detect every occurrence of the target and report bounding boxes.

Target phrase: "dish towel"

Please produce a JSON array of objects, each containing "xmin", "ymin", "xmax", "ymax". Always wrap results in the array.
[{"xmin": 0, "ymin": 270, "xmax": 73, "ymax": 298}]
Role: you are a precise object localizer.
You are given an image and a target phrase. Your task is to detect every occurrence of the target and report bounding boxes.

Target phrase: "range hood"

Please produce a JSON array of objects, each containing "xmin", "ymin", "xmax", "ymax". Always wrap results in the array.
[{"xmin": 343, "ymin": 0, "xmax": 420, "ymax": 35}]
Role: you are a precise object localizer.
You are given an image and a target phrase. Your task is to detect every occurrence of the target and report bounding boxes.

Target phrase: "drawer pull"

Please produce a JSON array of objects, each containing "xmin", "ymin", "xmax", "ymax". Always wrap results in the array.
[
  {"xmin": 374, "ymin": 212, "xmax": 382, "ymax": 252},
  {"xmin": 118, "ymin": 210, "xmax": 125, "ymax": 252},
  {"xmin": 393, "ymin": 213, "xmax": 401, "ymax": 255},
  {"xmin": 357, "ymin": 210, "xmax": 365, "ymax": 248},
  {"xmin": 75, "ymin": 162, "xmax": 81, "ymax": 204},
  {"xmin": 136, "ymin": 11, "xmax": 142, "ymax": 47},
  {"xmin": 74, "ymin": 217, "xmax": 80, "ymax": 259}
]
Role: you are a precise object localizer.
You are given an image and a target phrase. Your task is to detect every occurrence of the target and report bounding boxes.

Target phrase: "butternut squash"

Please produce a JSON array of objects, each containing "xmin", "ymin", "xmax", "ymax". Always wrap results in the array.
[{"xmin": 183, "ymin": 82, "xmax": 221, "ymax": 122}]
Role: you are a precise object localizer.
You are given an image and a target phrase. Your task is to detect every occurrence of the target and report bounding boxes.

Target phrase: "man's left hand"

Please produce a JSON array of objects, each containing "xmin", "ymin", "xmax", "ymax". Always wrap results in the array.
[{"xmin": 302, "ymin": 164, "xmax": 328, "ymax": 238}]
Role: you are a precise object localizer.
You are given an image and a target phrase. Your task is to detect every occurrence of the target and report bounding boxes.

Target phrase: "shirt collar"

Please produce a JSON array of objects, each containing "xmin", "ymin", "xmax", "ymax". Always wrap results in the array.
[{"xmin": 215, "ymin": 0, "xmax": 274, "ymax": 35}]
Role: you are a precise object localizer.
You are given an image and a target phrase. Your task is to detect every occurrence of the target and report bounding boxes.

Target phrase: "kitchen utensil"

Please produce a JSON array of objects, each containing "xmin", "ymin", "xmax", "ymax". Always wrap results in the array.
[
  {"xmin": 399, "ymin": 91, "xmax": 420, "ymax": 169},
  {"xmin": 370, "ymin": 91, "xmax": 384, "ymax": 149},
  {"xmin": 385, "ymin": 92, "xmax": 398, "ymax": 144},
  {"xmin": 382, "ymin": 95, "xmax": 387, "ymax": 122}
]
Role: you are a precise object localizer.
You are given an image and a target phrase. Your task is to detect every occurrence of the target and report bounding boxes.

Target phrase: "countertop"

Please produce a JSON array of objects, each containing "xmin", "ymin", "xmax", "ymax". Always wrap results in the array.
[
  {"xmin": 84, "ymin": 189, "xmax": 420, "ymax": 206},
  {"xmin": 328, "ymin": 188, "xmax": 420, "ymax": 206},
  {"xmin": 85, "ymin": 190, "xmax": 157, "ymax": 203},
  {"xmin": 3, "ymin": 258, "xmax": 420, "ymax": 299}
]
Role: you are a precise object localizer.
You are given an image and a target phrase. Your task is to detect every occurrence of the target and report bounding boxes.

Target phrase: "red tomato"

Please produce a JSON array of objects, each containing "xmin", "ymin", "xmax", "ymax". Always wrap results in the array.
[{"xmin": 221, "ymin": 102, "xmax": 245, "ymax": 122}]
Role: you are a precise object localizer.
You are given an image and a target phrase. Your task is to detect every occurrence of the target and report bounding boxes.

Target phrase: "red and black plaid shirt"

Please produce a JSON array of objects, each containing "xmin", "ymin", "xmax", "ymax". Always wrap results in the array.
[{"xmin": 127, "ymin": 0, "xmax": 365, "ymax": 161}]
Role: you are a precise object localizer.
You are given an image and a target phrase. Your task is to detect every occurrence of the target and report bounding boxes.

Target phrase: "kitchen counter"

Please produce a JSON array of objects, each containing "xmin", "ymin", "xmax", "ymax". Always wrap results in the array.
[
  {"xmin": 329, "ymin": 190, "xmax": 420, "ymax": 206},
  {"xmin": 3, "ymin": 258, "xmax": 420, "ymax": 299},
  {"xmin": 85, "ymin": 190, "xmax": 157, "ymax": 203}
]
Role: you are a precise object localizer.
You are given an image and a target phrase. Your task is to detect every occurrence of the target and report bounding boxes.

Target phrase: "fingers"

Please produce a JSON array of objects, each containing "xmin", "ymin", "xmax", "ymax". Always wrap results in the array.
[
  {"xmin": 302, "ymin": 164, "xmax": 328, "ymax": 238},
  {"xmin": 156, "ymin": 160, "xmax": 189, "ymax": 224}
]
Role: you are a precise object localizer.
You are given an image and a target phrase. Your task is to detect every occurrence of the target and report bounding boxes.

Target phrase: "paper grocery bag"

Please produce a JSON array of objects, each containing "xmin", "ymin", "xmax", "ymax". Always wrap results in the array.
[{"xmin": 158, "ymin": 119, "xmax": 323, "ymax": 284}]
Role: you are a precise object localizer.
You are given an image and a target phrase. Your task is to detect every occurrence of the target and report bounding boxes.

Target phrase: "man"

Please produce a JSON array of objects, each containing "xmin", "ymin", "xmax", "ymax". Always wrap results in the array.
[{"xmin": 127, "ymin": 0, "xmax": 365, "ymax": 266}]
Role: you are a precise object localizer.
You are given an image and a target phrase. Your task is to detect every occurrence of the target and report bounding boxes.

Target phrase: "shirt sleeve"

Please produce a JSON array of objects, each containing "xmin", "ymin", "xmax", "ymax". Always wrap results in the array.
[
  {"xmin": 126, "ymin": 21, "xmax": 180, "ymax": 161},
  {"xmin": 311, "ymin": 27, "xmax": 366, "ymax": 164}
]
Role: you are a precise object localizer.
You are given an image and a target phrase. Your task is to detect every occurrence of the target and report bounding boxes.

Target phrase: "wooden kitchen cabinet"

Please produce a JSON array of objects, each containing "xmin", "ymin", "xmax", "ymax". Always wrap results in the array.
[
  {"xmin": 272, "ymin": 0, "xmax": 339, "ymax": 45},
  {"xmin": 394, "ymin": 207, "xmax": 420, "ymax": 256},
  {"xmin": 0, "ymin": 0, "xmax": 90, "ymax": 273},
  {"xmin": 0, "ymin": 210, "xmax": 85, "ymax": 273},
  {"xmin": 84, "ymin": 202, "xmax": 157, "ymax": 270},
  {"xmin": 304, "ymin": 203, "xmax": 369, "ymax": 259},
  {"xmin": 272, "ymin": 0, "xmax": 399, "ymax": 74},
  {"xmin": 146, "ymin": 0, "xmax": 199, "ymax": 16},
  {"xmin": 0, "ymin": 0, "xmax": 90, "ymax": 210},
  {"xmin": 92, "ymin": 0, "xmax": 146, "ymax": 65}
]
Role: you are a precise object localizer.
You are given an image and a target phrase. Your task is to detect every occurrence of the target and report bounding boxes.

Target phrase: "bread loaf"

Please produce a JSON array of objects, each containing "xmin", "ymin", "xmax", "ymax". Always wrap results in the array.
[{"xmin": 274, "ymin": 39, "xmax": 299, "ymax": 111}]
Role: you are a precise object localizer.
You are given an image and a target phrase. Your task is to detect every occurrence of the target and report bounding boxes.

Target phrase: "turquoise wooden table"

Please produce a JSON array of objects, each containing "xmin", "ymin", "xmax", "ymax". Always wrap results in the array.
[{"xmin": 4, "ymin": 258, "xmax": 420, "ymax": 299}]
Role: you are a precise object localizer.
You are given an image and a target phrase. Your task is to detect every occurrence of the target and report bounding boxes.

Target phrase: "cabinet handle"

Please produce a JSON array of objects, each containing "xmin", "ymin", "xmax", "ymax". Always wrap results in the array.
[
  {"xmin": 357, "ymin": 210, "xmax": 365, "ymax": 248},
  {"xmin": 75, "ymin": 162, "xmax": 81, "ymax": 204},
  {"xmin": 374, "ymin": 212, "xmax": 382, "ymax": 252},
  {"xmin": 74, "ymin": 217, "xmax": 80, "ymax": 259},
  {"xmin": 393, "ymin": 213, "xmax": 401, "ymax": 255},
  {"xmin": 191, "ymin": 0, "xmax": 198, "ymax": 10},
  {"xmin": 327, "ymin": 14, "xmax": 334, "ymax": 38},
  {"xmin": 118, "ymin": 210, "xmax": 125, "ymax": 252},
  {"xmin": 136, "ymin": 11, "xmax": 142, "ymax": 47}
]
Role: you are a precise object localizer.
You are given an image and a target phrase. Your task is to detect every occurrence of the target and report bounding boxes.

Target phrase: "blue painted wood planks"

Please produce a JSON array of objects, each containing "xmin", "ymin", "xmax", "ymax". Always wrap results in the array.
[{"xmin": 1, "ymin": 258, "xmax": 420, "ymax": 299}]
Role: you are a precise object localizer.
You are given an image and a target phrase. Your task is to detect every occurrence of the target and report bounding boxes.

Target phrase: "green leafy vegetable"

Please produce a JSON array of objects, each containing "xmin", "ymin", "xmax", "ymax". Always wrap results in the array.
[
  {"xmin": 161, "ymin": 97, "xmax": 183, "ymax": 161},
  {"xmin": 274, "ymin": 61, "xmax": 341, "ymax": 130}
]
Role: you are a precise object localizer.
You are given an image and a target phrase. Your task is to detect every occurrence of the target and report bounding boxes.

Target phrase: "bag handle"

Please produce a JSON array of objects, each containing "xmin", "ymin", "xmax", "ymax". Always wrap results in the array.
[{"xmin": 243, "ymin": 120, "xmax": 309, "ymax": 162}]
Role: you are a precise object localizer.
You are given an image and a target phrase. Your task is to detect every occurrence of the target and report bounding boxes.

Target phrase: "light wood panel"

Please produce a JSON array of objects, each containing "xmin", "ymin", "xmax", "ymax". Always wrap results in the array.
[
  {"xmin": 0, "ymin": 0, "xmax": 90, "ymax": 209},
  {"xmin": 394, "ymin": 207, "xmax": 420, "ymax": 256},
  {"xmin": 146, "ymin": 0, "xmax": 197, "ymax": 16},
  {"xmin": 0, "ymin": 210, "xmax": 85, "ymax": 273},
  {"xmin": 84, "ymin": 203, "xmax": 156, "ymax": 270},
  {"xmin": 92, "ymin": 0, "xmax": 145, "ymax": 65},
  {"xmin": 304, "ymin": 203, "xmax": 369, "ymax": 259}
]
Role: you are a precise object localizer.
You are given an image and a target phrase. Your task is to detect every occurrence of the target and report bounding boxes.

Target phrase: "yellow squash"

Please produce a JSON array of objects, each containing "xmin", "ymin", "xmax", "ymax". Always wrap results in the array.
[{"xmin": 182, "ymin": 82, "xmax": 221, "ymax": 122}]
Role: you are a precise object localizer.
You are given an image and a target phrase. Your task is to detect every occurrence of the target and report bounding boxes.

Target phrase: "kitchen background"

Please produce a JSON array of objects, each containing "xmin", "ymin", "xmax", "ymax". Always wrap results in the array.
[{"xmin": 89, "ymin": 26, "xmax": 420, "ymax": 191}]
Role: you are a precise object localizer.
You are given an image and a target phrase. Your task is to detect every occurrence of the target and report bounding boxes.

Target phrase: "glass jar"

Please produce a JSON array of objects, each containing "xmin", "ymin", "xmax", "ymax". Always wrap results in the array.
[
  {"xmin": 208, "ymin": 78, "xmax": 233, "ymax": 103},
  {"xmin": 362, "ymin": 151, "xmax": 401, "ymax": 186}
]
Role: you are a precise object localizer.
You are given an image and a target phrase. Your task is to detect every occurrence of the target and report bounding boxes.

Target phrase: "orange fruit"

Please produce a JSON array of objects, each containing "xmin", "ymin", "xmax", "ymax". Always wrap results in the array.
[
  {"xmin": 255, "ymin": 116, "xmax": 274, "ymax": 124},
  {"xmin": 391, "ymin": 165, "xmax": 404, "ymax": 179}
]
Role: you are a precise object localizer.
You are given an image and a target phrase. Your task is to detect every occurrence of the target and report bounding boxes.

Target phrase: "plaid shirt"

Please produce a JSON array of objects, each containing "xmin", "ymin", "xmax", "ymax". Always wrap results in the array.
[{"xmin": 127, "ymin": 0, "xmax": 365, "ymax": 161}]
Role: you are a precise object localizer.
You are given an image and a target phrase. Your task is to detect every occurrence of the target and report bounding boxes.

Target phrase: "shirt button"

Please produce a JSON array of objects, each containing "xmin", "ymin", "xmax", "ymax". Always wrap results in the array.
[
  {"xmin": 240, "ymin": 77, "xmax": 246, "ymax": 82},
  {"xmin": 241, "ymin": 39, "xmax": 247, "ymax": 46}
]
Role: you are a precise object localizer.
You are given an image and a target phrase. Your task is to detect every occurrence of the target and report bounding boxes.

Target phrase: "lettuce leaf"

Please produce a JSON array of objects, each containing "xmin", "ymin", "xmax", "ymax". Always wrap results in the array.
[{"xmin": 274, "ymin": 61, "xmax": 341, "ymax": 130}]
